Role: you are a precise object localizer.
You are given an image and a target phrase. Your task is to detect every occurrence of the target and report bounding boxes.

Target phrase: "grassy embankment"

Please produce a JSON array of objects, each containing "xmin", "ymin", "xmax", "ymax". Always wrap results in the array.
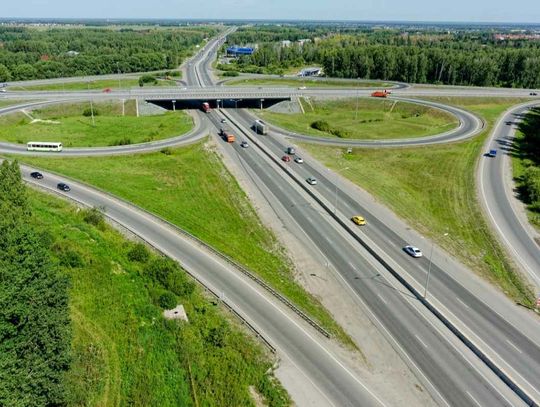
[
  {"xmin": 29, "ymin": 189, "xmax": 290, "ymax": 406},
  {"xmin": 10, "ymin": 78, "xmax": 177, "ymax": 91},
  {"xmin": 256, "ymin": 98, "xmax": 458, "ymax": 140},
  {"xmin": 20, "ymin": 141, "xmax": 352, "ymax": 345},
  {"xmin": 0, "ymin": 99, "xmax": 31, "ymax": 108},
  {"xmin": 225, "ymin": 77, "xmax": 393, "ymax": 88},
  {"xmin": 0, "ymin": 100, "xmax": 193, "ymax": 147},
  {"xmin": 301, "ymin": 97, "xmax": 534, "ymax": 303}
]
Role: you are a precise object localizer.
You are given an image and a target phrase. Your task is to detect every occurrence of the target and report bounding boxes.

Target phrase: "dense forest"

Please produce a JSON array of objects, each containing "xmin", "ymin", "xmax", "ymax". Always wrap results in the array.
[
  {"xmin": 225, "ymin": 26, "xmax": 540, "ymax": 88},
  {"xmin": 0, "ymin": 161, "xmax": 71, "ymax": 406},
  {"xmin": 0, "ymin": 26, "xmax": 217, "ymax": 81}
]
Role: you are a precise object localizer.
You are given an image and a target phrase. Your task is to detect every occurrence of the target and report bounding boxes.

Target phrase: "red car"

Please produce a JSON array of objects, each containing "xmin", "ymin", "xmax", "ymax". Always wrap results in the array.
[
  {"xmin": 102, "ymin": 88, "xmax": 112, "ymax": 93},
  {"xmin": 282, "ymin": 155, "xmax": 291, "ymax": 162}
]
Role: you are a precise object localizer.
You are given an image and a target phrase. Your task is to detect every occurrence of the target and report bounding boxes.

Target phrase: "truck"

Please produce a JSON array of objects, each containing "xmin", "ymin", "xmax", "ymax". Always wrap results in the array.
[
  {"xmin": 202, "ymin": 102, "xmax": 211, "ymax": 113},
  {"xmin": 220, "ymin": 128, "xmax": 235, "ymax": 143},
  {"xmin": 371, "ymin": 90, "xmax": 391, "ymax": 98},
  {"xmin": 253, "ymin": 120, "xmax": 268, "ymax": 135}
]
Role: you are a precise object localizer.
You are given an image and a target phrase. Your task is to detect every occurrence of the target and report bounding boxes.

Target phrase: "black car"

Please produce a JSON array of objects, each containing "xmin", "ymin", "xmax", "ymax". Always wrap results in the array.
[
  {"xmin": 530, "ymin": 92, "xmax": 538, "ymax": 96},
  {"xmin": 30, "ymin": 171, "xmax": 43, "ymax": 179},
  {"xmin": 57, "ymin": 182, "xmax": 71, "ymax": 192}
]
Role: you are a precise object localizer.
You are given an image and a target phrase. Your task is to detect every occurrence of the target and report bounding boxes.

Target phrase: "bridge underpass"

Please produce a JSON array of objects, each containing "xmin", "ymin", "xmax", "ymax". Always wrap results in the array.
[{"xmin": 147, "ymin": 96, "xmax": 292, "ymax": 111}]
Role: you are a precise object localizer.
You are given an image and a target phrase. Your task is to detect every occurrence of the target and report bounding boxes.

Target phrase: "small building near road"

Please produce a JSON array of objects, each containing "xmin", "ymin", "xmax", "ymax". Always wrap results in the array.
[
  {"xmin": 226, "ymin": 45, "xmax": 255, "ymax": 57},
  {"xmin": 298, "ymin": 67, "xmax": 323, "ymax": 77}
]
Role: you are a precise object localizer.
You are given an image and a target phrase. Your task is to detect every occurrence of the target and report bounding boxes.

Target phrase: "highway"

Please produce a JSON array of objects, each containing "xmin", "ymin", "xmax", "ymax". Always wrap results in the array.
[
  {"xmin": 2, "ymin": 27, "xmax": 540, "ymax": 406},
  {"xmin": 478, "ymin": 101, "xmax": 540, "ymax": 289}
]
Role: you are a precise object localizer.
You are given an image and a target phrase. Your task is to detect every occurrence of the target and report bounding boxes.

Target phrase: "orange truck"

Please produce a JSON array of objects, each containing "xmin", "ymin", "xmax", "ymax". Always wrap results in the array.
[
  {"xmin": 220, "ymin": 128, "xmax": 235, "ymax": 143},
  {"xmin": 371, "ymin": 90, "xmax": 391, "ymax": 98}
]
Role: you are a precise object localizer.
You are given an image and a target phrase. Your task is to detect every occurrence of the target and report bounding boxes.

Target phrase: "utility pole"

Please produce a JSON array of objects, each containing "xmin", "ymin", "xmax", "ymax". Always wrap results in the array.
[{"xmin": 87, "ymin": 82, "xmax": 95, "ymax": 127}]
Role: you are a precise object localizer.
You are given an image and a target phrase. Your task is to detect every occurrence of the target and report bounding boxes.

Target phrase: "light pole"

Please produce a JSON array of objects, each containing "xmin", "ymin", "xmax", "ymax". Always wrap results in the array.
[
  {"xmin": 87, "ymin": 81, "xmax": 95, "ymax": 127},
  {"xmin": 424, "ymin": 232, "xmax": 448, "ymax": 299},
  {"xmin": 331, "ymin": 166, "xmax": 349, "ymax": 214},
  {"xmin": 172, "ymin": 100, "xmax": 176, "ymax": 112},
  {"xmin": 355, "ymin": 77, "xmax": 360, "ymax": 120}
]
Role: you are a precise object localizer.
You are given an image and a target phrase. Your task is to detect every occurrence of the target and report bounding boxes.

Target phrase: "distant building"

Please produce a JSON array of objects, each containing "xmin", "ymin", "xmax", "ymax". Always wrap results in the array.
[
  {"xmin": 281, "ymin": 40, "xmax": 292, "ymax": 47},
  {"xmin": 226, "ymin": 45, "xmax": 255, "ymax": 57},
  {"xmin": 66, "ymin": 50, "xmax": 79, "ymax": 57},
  {"xmin": 297, "ymin": 39, "xmax": 312, "ymax": 46},
  {"xmin": 298, "ymin": 67, "xmax": 322, "ymax": 77}
]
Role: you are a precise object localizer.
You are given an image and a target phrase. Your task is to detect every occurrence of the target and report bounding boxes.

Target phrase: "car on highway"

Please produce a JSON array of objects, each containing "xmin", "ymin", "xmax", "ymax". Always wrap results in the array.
[
  {"xmin": 240, "ymin": 141, "xmax": 249, "ymax": 148},
  {"xmin": 351, "ymin": 215, "xmax": 366, "ymax": 226},
  {"xmin": 0, "ymin": 88, "xmax": 6, "ymax": 93},
  {"xmin": 102, "ymin": 88, "xmax": 112, "ymax": 93},
  {"xmin": 306, "ymin": 177, "xmax": 317, "ymax": 185},
  {"xmin": 298, "ymin": 86, "xmax": 307, "ymax": 90},
  {"xmin": 286, "ymin": 147, "xmax": 296, "ymax": 155},
  {"xmin": 403, "ymin": 245, "xmax": 423, "ymax": 258},
  {"xmin": 487, "ymin": 149, "xmax": 497, "ymax": 157},
  {"xmin": 530, "ymin": 92, "xmax": 538, "ymax": 96},
  {"xmin": 220, "ymin": 118, "xmax": 227, "ymax": 123},
  {"xmin": 30, "ymin": 171, "xmax": 43, "ymax": 179},
  {"xmin": 294, "ymin": 157, "xmax": 304, "ymax": 164},
  {"xmin": 281, "ymin": 155, "xmax": 291, "ymax": 162},
  {"xmin": 57, "ymin": 182, "xmax": 71, "ymax": 192}
]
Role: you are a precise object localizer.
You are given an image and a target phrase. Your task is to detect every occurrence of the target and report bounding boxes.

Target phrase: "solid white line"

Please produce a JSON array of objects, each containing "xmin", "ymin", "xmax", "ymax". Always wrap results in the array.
[
  {"xmin": 415, "ymin": 334, "xmax": 429, "ymax": 349},
  {"xmin": 377, "ymin": 294, "xmax": 388, "ymax": 305},
  {"xmin": 506, "ymin": 339, "xmax": 523, "ymax": 355},
  {"xmin": 466, "ymin": 391, "xmax": 483, "ymax": 407}
]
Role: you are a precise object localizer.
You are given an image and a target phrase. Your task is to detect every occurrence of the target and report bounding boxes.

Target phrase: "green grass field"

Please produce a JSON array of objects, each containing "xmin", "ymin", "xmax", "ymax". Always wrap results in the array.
[
  {"xmin": 301, "ymin": 97, "xmax": 533, "ymax": 304},
  {"xmin": 28, "ymin": 189, "xmax": 290, "ymax": 406},
  {"xmin": 21, "ymin": 141, "xmax": 351, "ymax": 345},
  {"xmin": 10, "ymin": 78, "xmax": 177, "ymax": 91},
  {"xmin": 0, "ymin": 100, "xmax": 193, "ymax": 147},
  {"xmin": 0, "ymin": 99, "xmax": 31, "ymax": 108},
  {"xmin": 257, "ymin": 98, "xmax": 458, "ymax": 140},
  {"xmin": 225, "ymin": 77, "xmax": 393, "ymax": 88}
]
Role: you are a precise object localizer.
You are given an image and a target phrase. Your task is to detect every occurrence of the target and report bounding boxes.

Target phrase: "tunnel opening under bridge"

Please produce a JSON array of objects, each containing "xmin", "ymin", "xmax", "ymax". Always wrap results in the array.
[{"xmin": 146, "ymin": 97, "xmax": 292, "ymax": 111}]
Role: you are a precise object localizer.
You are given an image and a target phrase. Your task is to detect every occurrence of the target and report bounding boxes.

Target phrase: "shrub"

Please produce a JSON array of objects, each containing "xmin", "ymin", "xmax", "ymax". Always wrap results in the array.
[
  {"xmin": 311, "ymin": 120, "xmax": 331, "ymax": 132},
  {"xmin": 53, "ymin": 241, "xmax": 85, "ymax": 268},
  {"xmin": 82, "ymin": 206, "xmax": 105, "ymax": 228},
  {"xmin": 110, "ymin": 137, "xmax": 132, "ymax": 146},
  {"xmin": 139, "ymin": 74, "xmax": 158, "ymax": 87},
  {"xmin": 160, "ymin": 147, "xmax": 172, "ymax": 155},
  {"xmin": 144, "ymin": 258, "xmax": 179, "ymax": 286},
  {"xmin": 127, "ymin": 242, "xmax": 150, "ymax": 263},
  {"xmin": 523, "ymin": 166, "xmax": 540, "ymax": 207},
  {"xmin": 83, "ymin": 107, "xmax": 99, "ymax": 117},
  {"xmin": 158, "ymin": 291, "xmax": 177, "ymax": 309},
  {"xmin": 167, "ymin": 270, "xmax": 195, "ymax": 297},
  {"xmin": 222, "ymin": 70, "xmax": 239, "ymax": 77}
]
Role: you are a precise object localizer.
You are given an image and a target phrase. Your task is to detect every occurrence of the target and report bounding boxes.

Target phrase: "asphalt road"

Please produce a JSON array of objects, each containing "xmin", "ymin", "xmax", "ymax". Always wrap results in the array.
[
  {"xmin": 226, "ymin": 107, "xmax": 540, "ymax": 404},
  {"xmin": 209, "ymin": 109, "xmax": 526, "ymax": 406},
  {"xmin": 478, "ymin": 101, "xmax": 540, "ymax": 289},
  {"xmin": 18, "ymin": 163, "xmax": 387, "ymax": 407}
]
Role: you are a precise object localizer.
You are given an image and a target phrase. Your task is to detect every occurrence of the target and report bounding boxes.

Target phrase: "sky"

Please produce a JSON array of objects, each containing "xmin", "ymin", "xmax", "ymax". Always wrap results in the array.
[{"xmin": 2, "ymin": 0, "xmax": 540, "ymax": 24}]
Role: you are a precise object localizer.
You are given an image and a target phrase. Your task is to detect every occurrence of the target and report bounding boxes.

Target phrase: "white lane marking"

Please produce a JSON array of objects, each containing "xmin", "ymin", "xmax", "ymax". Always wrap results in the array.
[
  {"xmin": 415, "ymin": 334, "xmax": 428, "ymax": 349},
  {"xmin": 377, "ymin": 294, "xmax": 388, "ymax": 305},
  {"xmin": 466, "ymin": 391, "xmax": 483, "ymax": 407},
  {"xmin": 455, "ymin": 297, "xmax": 470, "ymax": 309},
  {"xmin": 506, "ymin": 339, "xmax": 523, "ymax": 355}
]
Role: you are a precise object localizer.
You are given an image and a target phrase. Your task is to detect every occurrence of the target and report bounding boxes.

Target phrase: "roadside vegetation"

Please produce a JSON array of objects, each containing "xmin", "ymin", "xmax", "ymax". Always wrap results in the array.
[
  {"xmin": 512, "ymin": 107, "xmax": 540, "ymax": 230},
  {"xmin": 23, "ymin": 182, "xmax": 290, "ymax": 406},
  {"xmin": 301, "ymin": 97, "xmax": 533, "ymax": 303},
  {"xmin": 256, "ymin": 98, "xmax": 458, "ymax": 140},
  {"xmin": 0, "ymin": 100, "xmax": 193, "ymax": 147},
  {"xmin": 223, "ymin": 77, "xmax": 392, "ymax": 88},
  {"xmin": 0, "ymin": 26, "xmax": 217, "ymax": 81},
  {"xmin": 0, "ymin": 161, "xmax": 71, "ymax": 406},
  {"xmin": 20, "ymin": 141, "xmax": 351, "ymax": 345},
  {"xmin": 10, "ymin": 76, "xmax": 177, "ymax": 91}
]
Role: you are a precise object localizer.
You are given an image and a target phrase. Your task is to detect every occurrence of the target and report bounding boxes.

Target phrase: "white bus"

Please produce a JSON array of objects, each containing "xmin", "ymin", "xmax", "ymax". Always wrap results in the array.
[{"xmin": 27, "ymin": 142, "xmax": 63, "ymax": 152}]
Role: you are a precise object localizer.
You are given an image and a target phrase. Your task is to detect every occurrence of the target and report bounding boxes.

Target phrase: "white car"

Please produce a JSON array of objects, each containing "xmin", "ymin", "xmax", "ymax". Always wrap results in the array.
[
  {"xmin": 221, "ymin": 118, "xmax": 227, "ymax": 123},
  {"xmin": 294, "ymin": 157, "xmax": 304, "ymax": 164},
  {"xmin": 306, "ymin": 177, "xmax": 317, "ymax": 185},
  {"xmin": 240, "ymin": 141, "xmax": 249, "ymax": 148},
  {"xmin": 298, "ymin": 86, "xmax": 307, "ymax": 90},
  {"xmin": 404, "ymin": 245, "xmax": 423, "ymax": 258}
]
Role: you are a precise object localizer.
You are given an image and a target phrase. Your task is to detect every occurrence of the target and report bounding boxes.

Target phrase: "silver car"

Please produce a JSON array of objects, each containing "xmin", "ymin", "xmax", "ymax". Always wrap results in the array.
[{"xmin": 404, "ymin": 245, "xmax": 423, "ymax": 258}]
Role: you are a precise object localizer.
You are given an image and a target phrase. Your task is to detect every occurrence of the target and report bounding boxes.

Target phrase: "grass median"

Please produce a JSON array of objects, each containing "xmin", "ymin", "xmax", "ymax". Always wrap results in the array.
[
  {"xmin": 0, "ymin": 100, "xmax": 193, "ymax": 147},
  {"xmin": 28, "ymin": 189, "xmax": 289, "ymax": 406},
  {"xmin": 20, "ymin": 140, "xmax": 353, "ymax": 346},
  {"xmin": 301, "ymin": 97, "xmax": 534, "ymax": 304},
  {"xmin": 256, "ymin": 97, "xmax": 458, "ymax": 140}
]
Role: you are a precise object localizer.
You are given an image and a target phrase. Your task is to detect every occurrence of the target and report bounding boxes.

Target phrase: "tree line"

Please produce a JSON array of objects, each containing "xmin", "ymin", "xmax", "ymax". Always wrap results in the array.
[
  {"xmin": 0, "ymin": 26, "xmax": 217, "ymax": 81},
  {"xmin": 0, "ymin": 161, "xmax": 71, "ymax": 406},
  {"xmin": 226, "ymin": 27, "xmax": 540, "ymax": 88},
  {"xmin": 516, "ymin": 108, "xmax": 540, "ymax": 219}
]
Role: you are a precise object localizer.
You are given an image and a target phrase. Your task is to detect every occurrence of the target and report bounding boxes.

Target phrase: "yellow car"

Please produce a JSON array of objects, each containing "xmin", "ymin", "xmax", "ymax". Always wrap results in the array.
[{"xmin": 351, "ymin": 216, "xmax": 366, "ymax": 226}]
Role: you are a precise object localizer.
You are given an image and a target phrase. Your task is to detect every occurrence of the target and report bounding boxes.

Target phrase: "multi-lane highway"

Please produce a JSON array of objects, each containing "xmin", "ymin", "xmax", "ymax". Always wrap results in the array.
[
  {"xmin": 478, "ymin": 101, "xmax": 540, "ymax": 289},
  {"xmin": 2, "ymin": 26, "xmax": 540, "ymax": 407}
]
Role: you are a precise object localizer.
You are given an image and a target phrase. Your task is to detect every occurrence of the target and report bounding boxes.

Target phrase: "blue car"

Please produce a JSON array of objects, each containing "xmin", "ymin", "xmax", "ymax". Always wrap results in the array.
[{"xmin": 488, "ymin": 149, "xmax": 497, "ymax": 157}]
